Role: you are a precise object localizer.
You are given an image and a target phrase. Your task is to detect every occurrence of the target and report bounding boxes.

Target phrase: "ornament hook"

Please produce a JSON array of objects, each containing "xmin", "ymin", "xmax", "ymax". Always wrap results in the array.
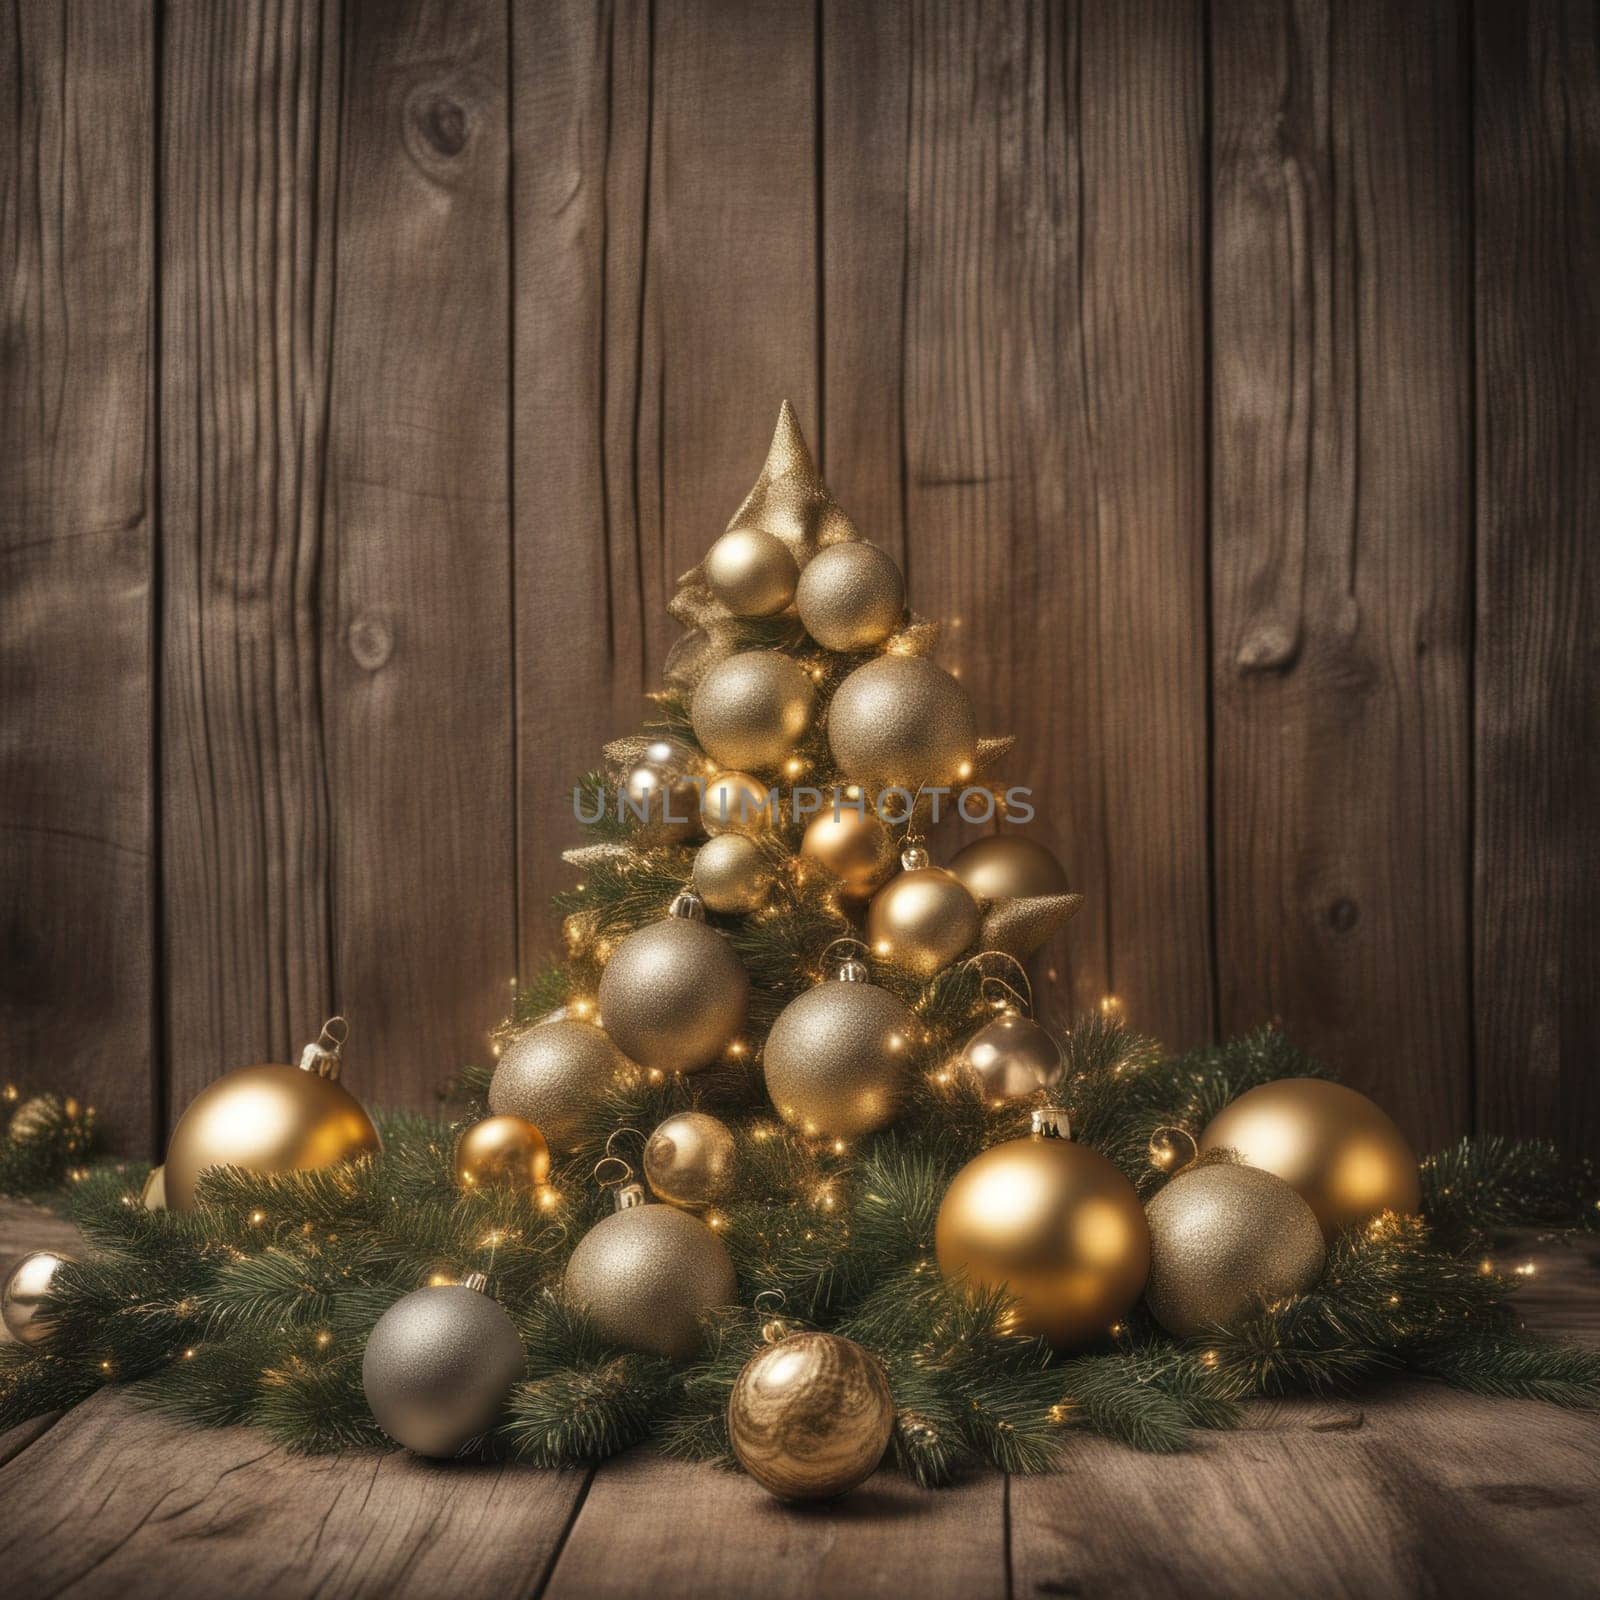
[
  {"xmin": 1147, "ymin": 1125, "xmax": 1199, "ymax": 1176},
  {"xmin": 964, "ymin": 952, "xmax": 1034, "ymax": 1014},
  {"xmin": 820, "ymin": 936, "xmax": 871, "ymax": 983},
  {"xmin": 299, "ymin": 1016, "xmax": 350, "ymax": 1080}
]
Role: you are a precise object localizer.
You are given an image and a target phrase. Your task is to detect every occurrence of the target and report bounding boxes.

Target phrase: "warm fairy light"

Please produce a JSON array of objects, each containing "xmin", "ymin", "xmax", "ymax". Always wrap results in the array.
[
  {"xmin": 814, "ymin": 1186, "xmax": 837, "ymax": 1211},
  {"xmin": 481, "ymin": 1229, "xmax": 506, "ymax": 1249},
  {"xmin": 1108, "ymin": 1322, "xmax": 1126, "ymax": 1338},
  {"xmin": 1478, "ymin": 1257, "xmax": 1494, "ymax": 1276},
  {"xmin": 726, "ymin": 1040, "xmax": 748, "ymax": 1058},
  {"xmin": 956, "ymin": 761, "xmax": 973, "ymax": 780},
  {"xmin": 183, "ymin": 1348, "xmax": 197, "ymax": 1360},
  {"xmin": 706, "ymin": 1211, "xmax": 728, "ymax": 1231},
  {"xmin": 538, "ymin": 1186, "xmax": 560, "ymax": 1211},
  {"xmin": 1, "ymin": 1084, "xmax": 17, "ymax": 1103},
  {"xmin": 1201, "ymin": 1350, "xmax": 1220, "ymax": 1368},
  {"xmin": 1098, "ymin": 994, "xmax": 1125, "ymax": 1023},
  {"xmin": 1387, "ymin": 1294, "xmax": 1400, "ymax": 1306},
  {"xmin": 570, "ymin": 997, "xmax": 595, "ymax": 1019},
  {"xmin": 99, "ymin": 1359, "xmax": 115, "ymax": 1375},
  {"xmin": 751, "ymin": 1124, "xmax": 777, "ymax": 1143},
  {"xmin": 1515, "ymin": 1261, "xmax": 1537, "ymax": 1278},
  {"xmin": 314, "ymin": 1329, "xmax": 333, "ymax": 1349},
  {"xmin": 831, "ymin": 1139, "xmax": 847, "ymax": 1156},
  {"xmin": 1048, "ymin": 1402, "xmax": 1074, "ymax": 1424},
  {"xmin": 248, "ymin": 1209, "xmax": 267, "ymax": 1226},
  {"xmin": 575, "ymin": 882, "xmax": 586, "ymax": 892},
  {"xmin": 784, "ymin": 757, "xmax": 806, "ymax": 777}
]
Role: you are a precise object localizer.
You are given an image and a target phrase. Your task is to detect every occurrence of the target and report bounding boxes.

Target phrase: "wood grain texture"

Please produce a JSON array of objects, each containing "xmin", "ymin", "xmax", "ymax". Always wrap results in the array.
[
  {"xmin": 896, "ymin": 0, "xmax": 1212, "ymax": 1046},
  {"xmin": 323, "ymin": 0, "xmax": 515, "ymax": 1103},
  {"xmin": 1210, "ymin": 0, "xmax": 1472, "ymax": 1151},
  {"xmin": 1473, "ymin": 0, "xmax": 1600, "ymax": 1159},
  {"xmin": 0, "ymin": 0, "xmax": 154, "ymax": 1154},
  {"xmin": 159, "ymin": 0, "xmax": 342, "ymax": 1123}
]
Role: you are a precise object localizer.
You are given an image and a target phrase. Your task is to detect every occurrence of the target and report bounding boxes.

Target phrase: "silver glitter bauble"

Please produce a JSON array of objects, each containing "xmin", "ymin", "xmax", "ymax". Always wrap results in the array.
[
  {"xmin": 827, "ymin": 656, "xmax": 977, "ymax": 792},
  {"xmin": 795, "ymin": 541, "xmax": 905, "ymax": 651},
  {"xmin": 489, "ymin": 1020, "xmax": 625, "ymax": 1152},
  {"xmin": 362, "ymin": 1282, "xmax": 525, "ymax": 1457}
]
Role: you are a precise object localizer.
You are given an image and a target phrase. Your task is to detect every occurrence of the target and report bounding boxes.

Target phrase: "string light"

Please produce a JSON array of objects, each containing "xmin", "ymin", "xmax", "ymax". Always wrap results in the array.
[
  {"xmin": 1098, "ymin": 994, "xmax": 1125, "ymax": 1023},
  {"xmin": 248, "ymin": 1209, "xmax": 267, "ymax": 1227}
]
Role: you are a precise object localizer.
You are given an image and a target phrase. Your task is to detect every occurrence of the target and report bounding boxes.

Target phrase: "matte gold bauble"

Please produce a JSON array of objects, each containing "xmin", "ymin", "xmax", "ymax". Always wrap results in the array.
[
  {"xmin": 800, "ymin": 805, "xmax": 897, "ymax": 901},
  {"xmin": 935, "ymin": 1113, "xmax": 1150, "ymax": 1348},
  {"xmin": 794, "ymin": 541, "xmax": 905, "ymax": 651},
  {"xmin": 620, "ymin": 758, "xmax": 701, "ymax": 847},
  {"xmin": 597, "ymin": 899, "xmax": 749, "ymax": 1074},
  {"xmin": 704, "ymin": 525, "xmax": 800, "ymax": 617},
  {"xmin": 141, "ymin": 1164, "xmax": 166, "ymax": 1212},
  {"xmin": 1199, "ymin": 1078, "xmax": 1421, "ymax": 1239},
  {"xmin": 454, "ymin": 1114, "xmax": 551, "ymax": 1193},
  {"xmin": 866, "ymin": 866, "xmax": 981, "ymax": 978},
  {"xmin": 692, "ymin": 833, "xmax": 774, "ymax": 915},
  {"xmin": 690, "ymin": 651, "xmax": 816, "ymax": 772},
  {"xmin": 958, "ymin": 1011, "xmax": 1065, "ymax": 1104},
  {"xmin": 563, "ymin": 1187, "xmax": 737, "ymax": 1360},
  {"xmin": 763, "ymin": 971, "xmax": 916, "ymax": 1138},
  {"xmin": 644, "ymin": 1110, "xmax": 737, "ymax": 1207},
  {"xmin": 1144, "ymin": 1161, "xmax": 1326, "ymax": 1338},
  {"xmin": 949, "ymin": 834, "xmax": 1070, "ymax": 900},
  {"xmin": 489, "ymin": 1019, "xmax": 624, "ymax": 1153},
  {"xmin": 1, "ymin": 1250, "xmax": 73, "ymax": 1346},
  {"xmin": 701, "ymin": 770, "xmax": 776, "ymax": 835},
  {"xmin": 828, "ymin": 656, "xmax": 978, "ymax": 792},
  {"xmin": 164, "ymin": 1058, "xmax": 380, "ymax": 1213},
  {"xmin": 362, "ymin": 1279, "xmax": 526, "ymax": 1457},
  {"xmin": 728, "ymin": 1331, "xmax": 894, "ymax": 1500}
]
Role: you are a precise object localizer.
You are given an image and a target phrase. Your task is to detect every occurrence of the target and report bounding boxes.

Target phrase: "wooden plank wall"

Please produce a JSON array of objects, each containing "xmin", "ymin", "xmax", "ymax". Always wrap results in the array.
[{"xmin": 1, "ymin": 0, "xmax": 1594, "ymax": 1159}]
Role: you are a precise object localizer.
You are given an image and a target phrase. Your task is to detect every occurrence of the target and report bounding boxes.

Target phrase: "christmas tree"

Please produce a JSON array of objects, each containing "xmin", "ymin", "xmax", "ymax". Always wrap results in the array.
[{"xmin": 3, "ymin": 406, "xmax": 1597, "ymax": 1494}]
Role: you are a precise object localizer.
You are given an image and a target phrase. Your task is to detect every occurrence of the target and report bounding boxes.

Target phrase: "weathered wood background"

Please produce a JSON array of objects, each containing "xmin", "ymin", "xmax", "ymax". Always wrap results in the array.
[{"xmin": 2, "ymin": 0, "xmax": 1595, "ymax": 1159}]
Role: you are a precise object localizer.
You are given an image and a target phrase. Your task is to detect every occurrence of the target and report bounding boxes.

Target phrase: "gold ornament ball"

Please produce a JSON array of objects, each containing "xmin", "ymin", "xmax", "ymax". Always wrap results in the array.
[
  {"xmin": 1200, "ymin": 1078, "xmax": 1422, "ymax": 1239},
  {"xmin": 598, "ymin": 917, "xmax": 749, "ymax": 1074},
  {"xmin": 690, "ymin": 651, "xmax": 816, "ymax": 773},
  {"xmin": 958, "ymin": 1012, "xmax": 1065, "ymax": 1104},
  {"xmin": 948, "ymin": 834, "xmax": 1070, "ymax": 900},
  {"xmin": 141, "ymin": 1165, "xmax": 167, "ymax": 1212},
  {"xmin": 800, "ymin": 805, "xmax": 898, "ymax": 901},
  {"xmin": 163, "ymin": 1062, "xmax": 381, "ymax": 1213},
  {"xmin": 362, "ymin": 1283, "xmax": 526, "ymax": 1457},
  {"xmin": 454, "ymin": 1115, "xmax": 551, "ymax": 1193},
  {"xmin": 935, "ymin": 1125, "xmax": 1150, "ymax": 1348},
  {"xmin": 763, "ymin": 979, "xmax": 916, "ymax": 1138},
  {"xmin": 693, "ymin": 833, "xmax": 774, "ymax": 915},
  {"xmin": 1143, "ymin": 1161, "xmax": 1326, "ymax": 1339},
  {"xmin": 621, "ymin": 759, "xmax": 701, "ymax": 847},
  {"xmin": 827, "ymin": 656, "xmax": 978, "ymax": 793},
  {"xmin": 490, "ymin": 1020, "xmax": 625, "ymax": 1153},
  {"xmin": 795, "ymin": 541, "xmax": 905, "ymax": 651},
  {"xmin": 644, "ymin": 1111, "xmax": 737, "ymax": 1207},
  {"xmin": 563, "ymin": 1199, "xmax": 737, "ymax": 1360},
  {"xmin": 701, "ymin": 770, "xmax": 776, "ymax": 835},
  {"xmin": 7, "ymin": 1094, "xmax": 58, "ymax": 1143},
  {"xmin": 705, "ymin": 525, "xmax": 800, "ymax": 617},
  {"xmin": 728, "ymin": 1332, "xmax": 894, "ymax": 1501},
  {"xmin": 1, "ymin": 1250, "xmax": 73, "ymax": 1346},
  {"xmin": 866, "ymin": 867, "xmax": 981, "ymax": 978}
]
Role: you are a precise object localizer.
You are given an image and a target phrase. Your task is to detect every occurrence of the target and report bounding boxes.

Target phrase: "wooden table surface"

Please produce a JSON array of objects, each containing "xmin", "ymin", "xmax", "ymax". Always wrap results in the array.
[{"xmin": 3, "ymin": 1200, "xmax": 1598, "ymax": 1599}]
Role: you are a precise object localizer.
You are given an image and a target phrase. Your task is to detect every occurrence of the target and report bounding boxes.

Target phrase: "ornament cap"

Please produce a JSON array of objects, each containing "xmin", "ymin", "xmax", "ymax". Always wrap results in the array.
[
  {"xmin": 297, "ymin": 1016, "xmax": 350, "ymax": 1081},
  {"xmin": 460, "ymin": 1271, "xmax": 489, "ymax": 1294},
  {"xmin": 668, "ymin": 889, "xmax": 707, "ymax": 923},
  {"xmin": 900, "ymin": 843, "xmax": 931, "ymax": 872},
  {"xmin": 1031, "ymin": 1106, "xmax": 1070, "ymax": 1140},
  {"xmin": 837, "ymin": 957, "xmax": 870, "ymax": 984},
  {"xmin": 615, "ymin": 1181, "xmax": 647, "ymax": 1212}
]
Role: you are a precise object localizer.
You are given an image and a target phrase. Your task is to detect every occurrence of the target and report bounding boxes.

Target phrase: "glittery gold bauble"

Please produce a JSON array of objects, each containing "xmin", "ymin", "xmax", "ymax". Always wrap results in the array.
[
  {"xmin": 957, "ymin": 1011, "xmax": 1064, "ymax": 1104},
  {"xmin": 1143, "ymin": 1161, "xmax": 1326, "ymax": 1338},
  {"xmin": 1, "ymin": 1250, "xmax": 73, "ymax": 1345},
  {"xmin": 728, "ymin": 1332, "xmax": 894, "ymax": 1500},
  {"xmin": 7, "ymin": 1094, "xmax": 58, "ymax": 1142},
  {"xmin": 701, "ymin": 770, "xmax": 776, "ymax": 835},
  {"xmin": 800, "ymin": 805, "xmax": 897, "ymax": 901},
  {"xmin": 141, "ymin": 1164, "xmax": 166, "ymax": 1212},
  {"xmin": 644, "ymin": 1111, "xmax": 737, "ymax": 1207},
  {"xmin": 164, "ymin": 1062, "xmax": 380, "ymax": 1213},
  {"xmin": 454, "ymin": 1114, "xmax": 551, "ymax": 1193},
  {"xmin": 597, "ymin": 913, "xmax": 749, "ymax": 1074},
  {"xmin": 690, "ymin": 651, "xmax": 816, "ymax": 772},
  {"xmin": 362, "ymin": 1280, "xmax": 526, "ymax": 1457},
  {"xmin": 489, "ymin": 1020, "xmax": 625, "ymax": 1153},
  {"xmin": 763, "ymin": 975, "xmax": 916, "ymax": 1138},
  {"xmin": 795, "ymin": 541, "xmax": 905, "ymax": 651},
  {"xmin": 935, "ymin": 1116, "xmax": 1150, "ymax": 1348},
  {"xmin": 949, "ymin": 834, "xmax": 1070, "ymax": 900},
  {"xmin": 828, "ymin": 656, "xmax": 978, "ymax": 792},
  {"xmin": 563, "ymin": 1190, "xmax": 737, "ymax": 1359},
  {"xmin": 1199, "ymin": 1078, "xmax": 1421, "ymax": 1238},
  {"xmin": 704, "ymin": 525, "xmax": 800, "ymax": 617},
  {"xmin": 693, "ymin": 833, "xmax": 774, "ymax": 914},
  {"xmin": 866, "ymin": 866, "xmax": 981, "ymax": 977},
  {"xmin": 620, "ymin": 754, "xmax": 701, "ymax": 846}
]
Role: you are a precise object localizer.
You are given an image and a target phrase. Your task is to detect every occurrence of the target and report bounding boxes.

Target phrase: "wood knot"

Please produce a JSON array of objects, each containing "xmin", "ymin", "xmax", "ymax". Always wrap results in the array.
[
  {"xmin": 402, "ymin": 81, "xmax": 485, "ymax": 182},
  {"xmin": 1326, "ymin": 898, "xmax": 1360, "ymax": 934},
  {"xmin": 416, "ymin": 93, "xmax": 468, "ymax": 157},
  {"xmin": 347, "ymin": 615, "xmax": 394, "ymax": 672},
  {"xmin": 1235, "ymin": 621, "xmax": 1301, "ymax": 674}
]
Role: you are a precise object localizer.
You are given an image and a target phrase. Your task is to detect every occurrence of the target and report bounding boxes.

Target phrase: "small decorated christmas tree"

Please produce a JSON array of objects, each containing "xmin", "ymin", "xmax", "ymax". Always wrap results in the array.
[{"xmin": 3, "ymin": 406, "xmax": 1597, "ymax": 1495}]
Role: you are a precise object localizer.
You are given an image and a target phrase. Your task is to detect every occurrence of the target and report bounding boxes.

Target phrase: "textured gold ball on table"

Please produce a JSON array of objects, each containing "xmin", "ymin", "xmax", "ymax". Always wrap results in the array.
[
  {"xmin": 692, "ymin": 832, "xmax": 774, "ymax": 915},
  {"xmin": 596, "ymin": 891, "xmax": 749, "ymax": 1074},
  {"xmin": 762, "ymin": 945, "xmax": 917, "ymax": 1139},
  {"xmin": 701, "ymin": 769, "xmax": 775, "ymax": 835},
  {"xmin": 644, "ymin": 1110, "xmax": 737, "ymax": 1208},
  {"xmin": 704, "ymin": 524, "xmax": 800, "ymax": 617},
  {"xmin": 949, "ymin": 834, "xmax": 1070, "ymax": 901},
  {"xmin": 866, "ymin": 844, "xmax": 981, "ymax": 978},
  {"xmin": 1143, "ymin": 1159, "xmax": 1326, "ymax": 1338},
  {"xmin": 1199, "ymin": 1077, "xmax": 1421, "ymax": 1238},
  {"xmin": 800, "ymin": 803, "xmax": 898, "ymax": 901},
  {"xmin": 361, "ymin": 1274, "xmax": 526, "ymax": 1457},
  {"xmin": 957, "ymin": 1009, "xmax": 1065, "ymax": 1104},
  {"xmin": 489, "ymin": 1018, "xmax": 625, "ymax": 1153},
  {"xmin": 936, "ymin": 1107, "xmax": 1150, "ymax": 1348},
  {"xmin": 690, "ymin": 650, "xmax": 816, "ymax": 772},
  {"xmin": 454, "ymin": 1114, "xmax": 551, "ymax": 1193},
  {"xmin": 828, "ymin": 655, "xmax": 977, "ymax": 792},
  {"xmin": 1, "ymin": 1250, "xmax": 74, "ymax": 1346},
  {"xmin": 162, "ymin": 1018, "xmax": 380, "ymax": 1213},
  {"xmin": 141, "ymin": 1164, "xmax": 166, "ymax": 1212},
  {"xmin": 795, "ymin": 540, "xmax": 906, "ymax": 651},
  {"xmin": 563, "ymin": 1182, "xmax": 737, "ymax": 1360},
  {"xmin": 728, "ymin": 1331, "xmax": 895, "ymax": 1501}
]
